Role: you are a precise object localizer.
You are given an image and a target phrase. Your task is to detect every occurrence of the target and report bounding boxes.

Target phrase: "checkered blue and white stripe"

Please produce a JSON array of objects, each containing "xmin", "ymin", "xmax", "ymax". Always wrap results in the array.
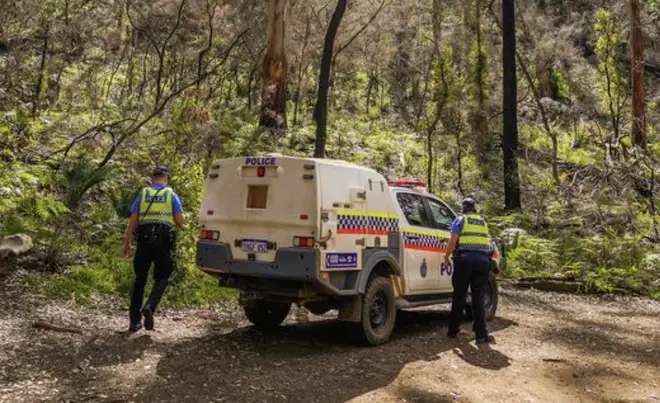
[
  {"xmin": 337, "ymin": 214, "xmax": 399, "ymax": 233},
  {"xmin": 403, "ymin": 232, "xmax": 448, "ymax": 250},
  {"xmin": 142, "ymin": 211, "xmax": 174, "ymax": 217},
  {"xmin": 368, "ymin": 216, "xmax": 399, "ymax": 232}
]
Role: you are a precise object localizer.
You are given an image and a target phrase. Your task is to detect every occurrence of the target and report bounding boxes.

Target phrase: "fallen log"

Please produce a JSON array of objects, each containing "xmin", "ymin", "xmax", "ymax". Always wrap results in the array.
[
  {"xmin": 32, "ymin": 321, "xmax": 83, "ymax": 335},
  {"xmin": 512, "ymin": 277, "xmax": 639, "ymax": 296}
]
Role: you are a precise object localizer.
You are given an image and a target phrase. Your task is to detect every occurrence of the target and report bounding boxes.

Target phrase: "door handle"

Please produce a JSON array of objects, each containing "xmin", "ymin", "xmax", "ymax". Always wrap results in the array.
[{"xmin": 315, "ymin": 229, "xmax": 333, "ymax": 243}]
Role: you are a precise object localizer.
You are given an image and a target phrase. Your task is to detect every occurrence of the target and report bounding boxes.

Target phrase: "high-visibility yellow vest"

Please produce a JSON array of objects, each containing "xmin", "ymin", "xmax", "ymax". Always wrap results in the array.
[
  {"xmin": 138, "ymin": 187, "xmax": 175, "ymax": 226},
  {"xmin": 458, "ymin": 214, "xmax": 490, "ymax": 252}
]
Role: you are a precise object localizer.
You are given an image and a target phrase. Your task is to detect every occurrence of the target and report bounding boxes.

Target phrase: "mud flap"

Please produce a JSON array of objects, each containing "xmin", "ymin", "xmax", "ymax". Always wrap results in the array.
[
  {"xmin": 338, "ymin": 295, "xmax": 362, "ymax": 323},
  {"xmin": 239, "ymin": 290, "xmax": 264, "ymax": 307}
]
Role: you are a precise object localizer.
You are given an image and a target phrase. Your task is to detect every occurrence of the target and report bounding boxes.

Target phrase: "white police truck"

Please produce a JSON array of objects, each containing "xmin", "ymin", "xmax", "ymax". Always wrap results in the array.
[{"xmin": 197, "ymin": 156, "xmax": 504, "ymax": 345}]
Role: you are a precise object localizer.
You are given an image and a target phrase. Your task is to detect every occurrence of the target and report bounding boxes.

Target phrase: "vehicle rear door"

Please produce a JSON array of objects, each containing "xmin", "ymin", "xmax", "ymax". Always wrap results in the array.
[
  {"xmin": 317, "ymin": 163, "xmax": 367, "ymax": 272},
  {"xmin": 199, "ymin": 157, "xmax": 318, "ymax": 263}
]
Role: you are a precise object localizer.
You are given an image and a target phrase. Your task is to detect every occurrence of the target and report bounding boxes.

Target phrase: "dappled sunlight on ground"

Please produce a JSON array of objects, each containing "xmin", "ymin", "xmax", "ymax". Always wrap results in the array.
[{"xmin": 0, "ymin": 286, "xmax": 659, "ymax": 402}]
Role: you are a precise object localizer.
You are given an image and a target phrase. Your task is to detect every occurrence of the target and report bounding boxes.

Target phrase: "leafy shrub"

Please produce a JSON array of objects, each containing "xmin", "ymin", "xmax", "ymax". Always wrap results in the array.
[
  {"xmin": 505, "ymin": 229, "xmax": 656, "ymax": 295},
  {"xmin": 35, "ymin": 246, "xmax": 236, "ymax": 307},
  {"xmin": 506, "ymin": 235, "xmax": 560, "ymax": 278}
]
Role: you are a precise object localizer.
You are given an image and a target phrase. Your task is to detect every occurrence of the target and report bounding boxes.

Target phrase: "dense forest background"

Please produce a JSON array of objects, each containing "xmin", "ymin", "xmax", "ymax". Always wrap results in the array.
[{"xmin": 1, "ymin": 0, "xmax": 659, "ymax": 303}]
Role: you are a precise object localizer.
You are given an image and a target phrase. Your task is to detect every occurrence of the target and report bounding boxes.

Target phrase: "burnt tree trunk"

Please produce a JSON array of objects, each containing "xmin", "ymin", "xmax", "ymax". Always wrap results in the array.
[
  {"xmin": 313, "ymin": 0, "xmax": 347, "ymax": 158},
  {"xmin": 32, "ymin": 20, "xmax": 50, "ymax": 118},
  {"xmin": 502, "ymin": 0, "xmax": 521, "ymax": 210},
  {"xmin": 260, "ymin": 0, "xmax": 288, "ymax": 130},
  {"xmin": 630, "ymin": 0, "xmax": 645, "ymax": 148}
]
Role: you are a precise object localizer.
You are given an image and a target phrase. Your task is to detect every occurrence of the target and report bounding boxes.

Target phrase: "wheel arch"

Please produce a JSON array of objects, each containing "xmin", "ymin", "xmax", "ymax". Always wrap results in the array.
[{"xmin": 357, "ymin": 251, "xmax": 400, "ymax": 294}]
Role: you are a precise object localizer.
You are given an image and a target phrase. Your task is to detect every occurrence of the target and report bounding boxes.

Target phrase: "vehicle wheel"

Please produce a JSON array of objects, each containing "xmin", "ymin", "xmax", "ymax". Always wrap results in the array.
[
  {"xmin": 355, "ymin": 276, "xmax": 396, "ymax": 346},
  {"xmin": 465, "ymin": 278, "xmax": 499, "ymax": 321},
  {"xmin": 243, "ymin": 300, "xmax": 291, "ymax": 328}
]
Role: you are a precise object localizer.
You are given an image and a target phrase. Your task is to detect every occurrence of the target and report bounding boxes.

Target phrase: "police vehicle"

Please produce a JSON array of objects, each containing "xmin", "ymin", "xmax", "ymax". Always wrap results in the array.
[{"xmin": 197, "ymin": 156, "xmax": 504, "ymax": 345}]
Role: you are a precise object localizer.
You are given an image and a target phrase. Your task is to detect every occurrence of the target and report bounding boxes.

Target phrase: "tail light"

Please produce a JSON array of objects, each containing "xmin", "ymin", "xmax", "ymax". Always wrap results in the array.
[
  {"xmin": 200, "ymin": 230, "xmax": 220, "ymax": 241},
  {"xmin": 293, "ymin": 236, "xmax": 315, "ymax": 247}
]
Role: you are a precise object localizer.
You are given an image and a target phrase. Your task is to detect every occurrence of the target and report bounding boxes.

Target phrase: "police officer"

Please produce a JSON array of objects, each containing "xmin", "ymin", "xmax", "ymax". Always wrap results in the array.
[
  {"xmin": 443, "ymin": 197, "xmax": 494, "ymax": 343},
  {"xmin": 123, "ymin": 166, "xmax": 184, "ymax": 332}
]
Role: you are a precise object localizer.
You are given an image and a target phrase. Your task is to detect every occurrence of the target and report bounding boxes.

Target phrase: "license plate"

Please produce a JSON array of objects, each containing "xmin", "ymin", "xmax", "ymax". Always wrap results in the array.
[{"xmin": 241, "ymin": 239, "xmax": 268, "ymax": 253}]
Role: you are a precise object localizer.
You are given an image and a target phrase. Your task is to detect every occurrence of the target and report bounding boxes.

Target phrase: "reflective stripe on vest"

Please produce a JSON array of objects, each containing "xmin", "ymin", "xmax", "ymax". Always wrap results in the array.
[
  {"xmin": 138, "ymin": 187, "xmax": 174, "ymax": 226},
  {"xmin": 458, "ymin": 214, "xmax": 490, "ymax": 251}
]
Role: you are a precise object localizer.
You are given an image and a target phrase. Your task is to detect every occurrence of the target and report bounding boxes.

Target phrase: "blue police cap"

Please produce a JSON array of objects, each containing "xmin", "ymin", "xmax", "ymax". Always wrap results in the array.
[
  {"xmin": 152, "ymin": 166, "xmax": 169, "ymax": 177},
  {"xmin": 462, "ymin": 197, "xmax": 477, "ymax": 212}
]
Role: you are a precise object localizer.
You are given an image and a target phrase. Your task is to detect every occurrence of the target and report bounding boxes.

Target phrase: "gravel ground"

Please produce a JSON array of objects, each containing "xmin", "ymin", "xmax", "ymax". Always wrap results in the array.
[{"xmin": 1, "ymin": 277, "xmax": 659, "ymax": 403}]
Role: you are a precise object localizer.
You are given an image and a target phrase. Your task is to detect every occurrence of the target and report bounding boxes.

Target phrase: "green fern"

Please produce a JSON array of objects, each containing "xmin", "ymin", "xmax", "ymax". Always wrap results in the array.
[
  {"xmin": 35, "ymin": 197, "xmax": 70, "ymax": 221},
  {"xmin": 61, "ymin": 157, "xmax": 114, "ymax": 209}
]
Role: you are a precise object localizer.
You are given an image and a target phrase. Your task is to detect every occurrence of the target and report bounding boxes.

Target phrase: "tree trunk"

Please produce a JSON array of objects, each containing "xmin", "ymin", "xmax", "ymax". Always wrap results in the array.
[
  {"xmin": 472, "ymin": 0, "xmax": 490, "ymax": 170},
  {"xmin": 426, "ymin": 0, "xmax": 445, "ymax": 194},
  {"xmin": 313, "ymin": 0, "xmax": 347, "ymax": 159},
  {"xmin": 456, "ymin": 129, "xmax": 464, "ymax": 195},
  {"xmin": 502, "ymin": 0, "xmax": 522, "ymax": 210},
  {"xmin": 260, "ymin": 0, "xmax": 289, "ymax": 130},
  {"xmin": 32, "ymin": 20, "xmax": 50, "ymax": 118},
  {"xmin": 390, "ymin": 5, "xmax": 413, "ymax": 121},
  {"xmin": 197, "ymin": 0, "xmax": 218, "ymax": 94},
  {"xmin": 630, "ymin": 0, "xmax": 645, "ymax": 148},
  {"xmin": 293, "ymin": 11, "xmax": 311, "ymax": 127},
  {"xmin": 366, "ymin": 73, "xmax": 374, "ymax": 115}
]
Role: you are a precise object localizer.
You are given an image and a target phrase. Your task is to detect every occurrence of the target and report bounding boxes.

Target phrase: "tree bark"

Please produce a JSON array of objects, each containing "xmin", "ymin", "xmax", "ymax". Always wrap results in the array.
[
  {"xmin": 32, "ymin": 20, "xmax": 50, "ymax": 118},
  {"xmin": 313, "ymin": 0, "xmax": 347, "ymax": 158},
  {"xmin": 260, "ymin": 0, "xmax": 289, "ymax": 130},
  {"xmin": 630, "ymin": 0, "xmax": 645, "ymax": 148},
  {"xmin": 425, "ymin": 0, "xmax": 445, "ymax": 194},
  {"xmin": 472, "ymin": 0, "xmax": 490, "ymax": 169},
  {"xmin": 502, "ymin": 0, "xmax": 521, "ymax": 210},
  {"xmin": 293, "ymin": 11, "xmax": 311, "ymax": 126},
  {"xmin": 196, "ymin": 0, "xmax": 218, "ymax": 95}
]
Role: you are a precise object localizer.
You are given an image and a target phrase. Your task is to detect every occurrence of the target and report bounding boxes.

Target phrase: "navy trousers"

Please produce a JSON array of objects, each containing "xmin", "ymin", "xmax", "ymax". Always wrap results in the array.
[
  {"xmin": 448, "ymin": 251, "xmax": 491, "ymax": 339},
  {"xmin": 130, "ymin": 241, "xmax": 175, "ymax": 326}
]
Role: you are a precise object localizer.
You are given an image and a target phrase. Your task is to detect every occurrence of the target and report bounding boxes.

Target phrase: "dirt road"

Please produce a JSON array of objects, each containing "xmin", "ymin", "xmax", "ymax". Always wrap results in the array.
[{"xmin": 1, "ymin": 281, "xmax": 659, "ymax": 403}]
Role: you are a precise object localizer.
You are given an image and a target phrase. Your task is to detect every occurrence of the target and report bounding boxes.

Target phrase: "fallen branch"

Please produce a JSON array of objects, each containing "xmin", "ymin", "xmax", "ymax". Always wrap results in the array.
[
  {"xmin": 33, "ymin": 320, "xmax": 83, "ymax": 335},
  {"xmin": 542, "ymin": 358, "xmax": 567, "ymax": 363},
  {"xmin": 513, "ymin": 277, "xmax": 640, "ymax": 296}
]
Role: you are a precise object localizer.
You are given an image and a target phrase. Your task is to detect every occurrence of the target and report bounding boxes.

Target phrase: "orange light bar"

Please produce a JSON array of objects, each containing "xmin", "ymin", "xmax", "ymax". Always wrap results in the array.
[{"xmin": 387, "ymin": 180, "xmax": 427, "ymax": 188}]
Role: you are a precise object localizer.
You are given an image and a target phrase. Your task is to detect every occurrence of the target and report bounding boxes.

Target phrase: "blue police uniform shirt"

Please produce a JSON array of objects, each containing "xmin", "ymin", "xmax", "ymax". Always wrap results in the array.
[
  {"xmin": 450, "ymin": 215, "xmax": 490, "ymax": 253},
  {"xmin": 130, "ymin": 183, "xmax": 183, "ymax": 215},
  {"xmin": 450, "ymin": 216, "xmax": 465, "ymax": 235}
]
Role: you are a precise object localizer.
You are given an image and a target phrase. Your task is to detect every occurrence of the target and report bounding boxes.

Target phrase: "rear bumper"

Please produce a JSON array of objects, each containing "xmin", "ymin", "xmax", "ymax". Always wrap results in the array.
[
  {"xmin": 197, "ymin": 241, "xmax": 320, "ymax": 281},
  {"xmin": 196, "ymin": 241, "xmax": 357, "ymax": 297}
]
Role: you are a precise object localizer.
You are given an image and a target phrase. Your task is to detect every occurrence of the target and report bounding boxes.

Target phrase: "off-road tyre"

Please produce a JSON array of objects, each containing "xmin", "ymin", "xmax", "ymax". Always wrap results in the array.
[
  {"xmin": 243, "ymin": 300, "xmax": 291, "ymax": 328},
  {"xmin": 355, "ymin": 276, "xmax": 396, "ymax": 346},
  {"xmin": 465, "ymin": 277, "xmax": 499, "ymax": 321}
]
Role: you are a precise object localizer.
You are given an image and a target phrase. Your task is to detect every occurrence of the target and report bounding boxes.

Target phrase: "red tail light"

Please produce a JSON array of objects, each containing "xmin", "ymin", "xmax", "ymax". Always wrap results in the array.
[
  {"xmin": 293, "ymin": 236, "xmax": 315, "ymax": 247},
  {"xmin": 200, "ymin": 230, "xmax": 220, "ymax": 240}
]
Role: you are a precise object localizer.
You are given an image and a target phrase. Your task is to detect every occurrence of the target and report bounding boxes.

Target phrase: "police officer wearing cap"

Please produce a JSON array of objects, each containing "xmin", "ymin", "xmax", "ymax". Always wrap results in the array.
[
  {"xmin": 443, "ymin": 197, "xmax": 494, "ymax": 343},
  {"xmin": 123, "ymin": 166, "xmax": 185, "ymax": 332}
]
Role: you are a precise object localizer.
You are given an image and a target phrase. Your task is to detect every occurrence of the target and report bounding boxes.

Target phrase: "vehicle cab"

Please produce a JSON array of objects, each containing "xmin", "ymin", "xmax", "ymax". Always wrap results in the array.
[
  {"xmin": 388, "ymin": 180, "xmax": 503, "ymax": 309},
  {"xmin": 389, "ymin": 181, "xmax": 458, "ymax": 296}
]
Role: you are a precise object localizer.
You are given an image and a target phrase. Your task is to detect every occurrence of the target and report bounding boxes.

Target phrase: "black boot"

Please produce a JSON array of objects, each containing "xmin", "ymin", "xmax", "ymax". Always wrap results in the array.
[{"xmin": 142, "ymin": 305, "xmax": 155, "ymax": 331}]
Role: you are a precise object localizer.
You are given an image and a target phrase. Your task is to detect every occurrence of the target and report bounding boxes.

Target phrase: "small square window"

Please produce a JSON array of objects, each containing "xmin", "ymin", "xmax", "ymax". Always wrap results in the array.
[{"xmin": 246, "ymin": 185, "xmax": 268, "ymax": 209}]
